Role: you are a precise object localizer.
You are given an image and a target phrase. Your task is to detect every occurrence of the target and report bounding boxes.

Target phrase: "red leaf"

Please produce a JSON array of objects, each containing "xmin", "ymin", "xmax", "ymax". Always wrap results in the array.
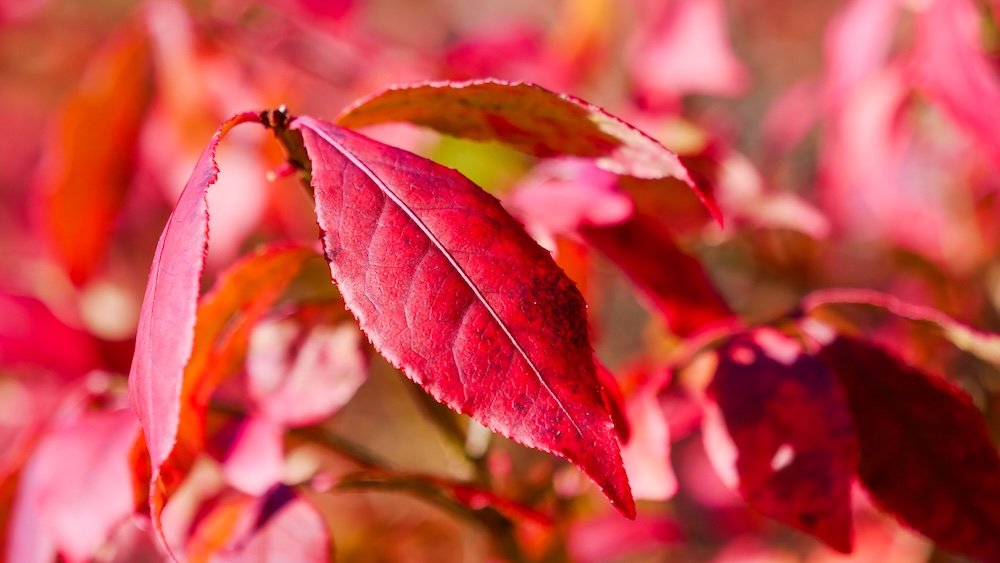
[
  {"xmin": 128, "ymin": 112, "xmax": 259, "ymax": 472},
  {"xmin": 580, "ymin": 211, "xmax": 733, "ymax": 337},
  {"xmin": 335, "ymin": 78, "xmax": 721, "ymax": 224},
  {"xmin": 820, "ymin": 337, "xmax": 1000, "ymax": 561},
  {"xmin": 292, "ymin": 116, "xmax": 635, "ymax": 517},
  {"xmin": 708, "ymin": 329, "xmax": 857, "ymax": 552},
  {"xmin": 35, "ymin": 22, "xmax": 153, "ymax": 285},
  {"xmin": 6, "ymin": 409, "xmax": 139, "ymax": 563}
]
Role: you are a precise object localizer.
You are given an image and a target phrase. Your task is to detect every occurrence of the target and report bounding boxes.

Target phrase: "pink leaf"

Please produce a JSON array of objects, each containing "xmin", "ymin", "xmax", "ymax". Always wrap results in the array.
[
  {"xmin": 708, "ymin": 329, "xmax": 857, "ymax": 552},
  {"xmin": 335, "ymin": 78, "xmax": 721, "ymax": 224},
  {"xmin": 128, "ymin": 112, "xmax": 259, "ymax": 473},
  {"xmin": 7, "ymin": 409, "xmax": 139, "ymax": 563},
  {"xmin": 293, "ymin": 115, "xmax": 635, "ymax": 517},
  {"xmin": 248, "ymin": 313, "xmax": 367, "ymax": 428},
  {"xmin": 629, "ymin": 0, "xmax": 749, "ymax": 104},
  {"xmin": 911, "ymin": 0, "xmax": 1000, "ymax": 163},
  {"xmin": 822, "ymin": 0, "xmax": 900, "ymax": 107},
  {"xmin": 504, "ymin": 158, "xmax": 632, "ymax": 243},
  {"xmin": 188, "ymin": 485, "xmax": 332, "ymax": 563},
  {"xmin": 620, "ymin": 382, "xmax": 676, "ymax": 501},
  {"xmin": 220, "ymin": 416, "xmax": 286, "ymax": 497},
  {"xmin": 218, "ymin": 493, "xmax": 330, "ymax": 563},
  {"xmin": 568, "ymin": 512, "xmax": 682, "ymax": 563},
  {"xmin": 580, "ymin": 211, "xmax": 733, "ymax": 337},
  {"xmin": 820, "ymin": 337, "xmax": 1000, "ymax": 561}
]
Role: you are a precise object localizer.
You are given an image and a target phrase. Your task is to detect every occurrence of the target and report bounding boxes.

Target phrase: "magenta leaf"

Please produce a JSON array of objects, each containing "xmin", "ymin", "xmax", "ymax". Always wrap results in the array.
[
  {"xmin": 335, "ymin": 78, "xmax": 721, "ymax": 224},
  {"xmin": 820, "ymin": 336, "xmax": 1000, "ymax": 561},
  {"xmin": 0, "ymin": 292, "xmax": 100, "ymax": 380},
  {"xmin": 708, "ymin": 329, "xmax": 857, "ymax": 552},
  {"xmin": 292, "ymin": 115, "xmax": 635, "ymax": 517},
  {"xmin": 580, "ymin": 212, "xmax": 733, "ymax": 337},
  {"xmin": 128, "ymin": 112, "xmax": 260, "ymax": 473}
]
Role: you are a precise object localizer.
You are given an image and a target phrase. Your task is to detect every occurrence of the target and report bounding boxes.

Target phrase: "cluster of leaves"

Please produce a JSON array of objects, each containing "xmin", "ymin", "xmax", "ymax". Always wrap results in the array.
[{"xmin": 3, "ymin": 0, "xmax": 1000, "ymax": 561}]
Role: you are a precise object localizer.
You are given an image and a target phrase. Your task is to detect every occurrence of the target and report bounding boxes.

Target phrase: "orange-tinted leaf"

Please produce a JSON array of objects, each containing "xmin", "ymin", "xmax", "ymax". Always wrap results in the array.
[
  {"xmin": 708, "ymin": 330, "xmax": 857, "ymax": 552},
  {"xmin": 820, "ymin": 337, "xmax": 1000, "ymax": 561},
  {"xmin": 36, "ymin": 22, "xmax": 153, "ymax": 285}
]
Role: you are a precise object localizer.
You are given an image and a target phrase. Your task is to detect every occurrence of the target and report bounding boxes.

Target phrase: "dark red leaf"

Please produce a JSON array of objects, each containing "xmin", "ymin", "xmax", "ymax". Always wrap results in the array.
[
  {"xmin": 580, "ymin": 212, "xmax": 733, "ymax": 337},
  {"xmin": 292, "ymin": 116, "xmax": 635, "ymax": 517},
  {"xmin": 335, "ymin": 79, "xmax": 721, "ymax": 224},
  {"xmin": 820, "ymin": 336, "xmax": 1000, "ymax": 561},
  {"xmin": 708, "ymin": 329, "xmax": 857, "ymax": 552}
]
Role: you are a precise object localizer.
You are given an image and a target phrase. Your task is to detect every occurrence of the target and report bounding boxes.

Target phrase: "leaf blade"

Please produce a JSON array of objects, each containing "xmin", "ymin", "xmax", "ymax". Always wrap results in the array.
[
  {"xmin": 708, "ymin": 330, "xmax": 857, "ymax": 552},
  {"xmin": 335, "ymin": 78, "xmax": 721, "ymax": 224},
  {"xmin": 820, "ymin": 336, "xmax": 1000, "ymax": 561},
  {"xmin": 294, "ymin": 116, "xmax": 635, "ymax": 516}
]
